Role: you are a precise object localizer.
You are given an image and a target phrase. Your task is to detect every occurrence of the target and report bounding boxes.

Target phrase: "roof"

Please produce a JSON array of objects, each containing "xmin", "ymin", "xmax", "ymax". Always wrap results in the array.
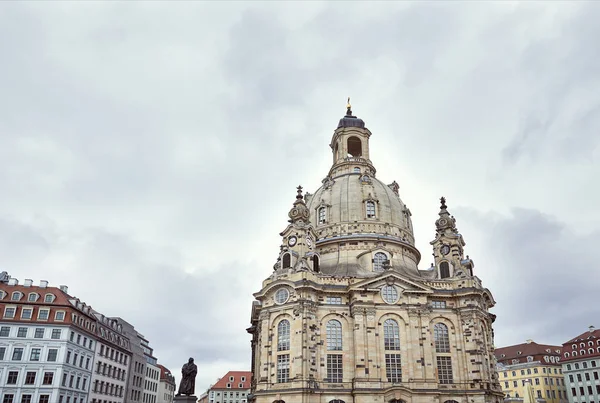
[
  {"xmin": 563, "ymin": 327, "xmax": 600, "ymax": 344},
  {"xmin": 157, "ymin": 364, "xmax": 176, "ymax": 384},
  {"xmin": 211, "ymin": 371, "xmax": 252, "ymax": 390},
  {"xmin": 495, "ymin": 340, "xmax": 562, "ymax": 366},
  {"xmin": 560, "ymin": 327, "xmax": 600, "ymax": 362}
]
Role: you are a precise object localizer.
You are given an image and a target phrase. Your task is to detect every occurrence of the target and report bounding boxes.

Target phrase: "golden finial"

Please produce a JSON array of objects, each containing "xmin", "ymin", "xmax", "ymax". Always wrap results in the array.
[
  {"xmin": 347, "ymin": 97, "xmax": 351, "ymax": 109},
  {"xmin": 346, "ymin": 97, "xmax": 352, "ymax": 116}
]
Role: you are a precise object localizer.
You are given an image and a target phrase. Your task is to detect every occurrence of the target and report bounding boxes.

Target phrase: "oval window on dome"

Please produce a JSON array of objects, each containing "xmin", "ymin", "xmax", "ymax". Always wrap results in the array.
[
  {"xmin": 381, "ymin": 285, "xmax": 399, "ymax": 304},
  {"xmin": 275, "ymin": 288, "xmax": 290, "ymax": 305}
]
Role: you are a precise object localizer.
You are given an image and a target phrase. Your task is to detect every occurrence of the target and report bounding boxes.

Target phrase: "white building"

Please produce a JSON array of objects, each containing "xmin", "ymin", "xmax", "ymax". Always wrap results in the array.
[
  {"xmin": 143, "ymin": 362, "xmax": 160, "ymax": 403},
  {"xmin": 157, "ymin": 365, "xmax": 175, "ymax": 403}
]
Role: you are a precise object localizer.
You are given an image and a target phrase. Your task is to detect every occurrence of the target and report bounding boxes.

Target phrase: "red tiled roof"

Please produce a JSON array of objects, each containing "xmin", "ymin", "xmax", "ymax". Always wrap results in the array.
[
  {"xmin": 495, "ymin": 340, "xmax": 562, "ymax": 366},
  {"xmin": 157, "ymin": 364, "xmax": 176, "ymax": 383},
  {"xmin": 561, "ymin": 328, "xmax": 600, "ymax": 362},
  {"xmin": 211, "ymin": 371, "xmax": 252, "ymax": 390}
]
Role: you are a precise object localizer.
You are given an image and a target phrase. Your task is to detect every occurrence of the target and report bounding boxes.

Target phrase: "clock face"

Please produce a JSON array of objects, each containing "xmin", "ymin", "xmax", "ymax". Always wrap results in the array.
[
  {"xmin": 288, "ymin": 236, "xmax": 297, "ymax": 247},
  {"xmin": 441, "ymin": 245, "xmax": 450, "ymax": 255},
  {"xmin": 306, "ymin": 236, "xmax": 313, "ymax": 249}
]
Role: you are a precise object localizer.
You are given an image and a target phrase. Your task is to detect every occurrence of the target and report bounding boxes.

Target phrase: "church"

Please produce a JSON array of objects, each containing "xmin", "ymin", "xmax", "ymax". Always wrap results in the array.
[{"xmin": 247, "ymin": 104, "xmax": 504, "ymax": 403}]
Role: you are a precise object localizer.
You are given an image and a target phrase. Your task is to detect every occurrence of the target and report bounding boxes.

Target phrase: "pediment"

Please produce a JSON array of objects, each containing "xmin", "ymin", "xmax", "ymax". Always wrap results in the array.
[{"xmin": 349, "ymin": 271, "xmax": 433, "ymax": 294}]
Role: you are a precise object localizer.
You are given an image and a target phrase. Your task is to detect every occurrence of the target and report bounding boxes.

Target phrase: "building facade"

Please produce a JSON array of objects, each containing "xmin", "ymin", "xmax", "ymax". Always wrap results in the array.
[
  {"xmin": 157, "ymin": 365, "xmax": 175, "ymax": 403},
  {"xmin": 208, "ymin": 371, "xmax": 251, "ymax": 403},
  {"xmin": 560, "ymin": 326, "xmax": 600, "ymax": 403},
  {"xmin": 247, "ymin": 106, "xmax": 503, "ymax": 403},
  {"xmin": 114, "ymin": 318, "xmax": 147, "ymax": 403},
  {"xmin": 495, "ymin": 340, "xmax": 566, "ymax": 402},
  {"xmin": 0, "ymin": 276, "xmax": 96, "ymax": 403}
]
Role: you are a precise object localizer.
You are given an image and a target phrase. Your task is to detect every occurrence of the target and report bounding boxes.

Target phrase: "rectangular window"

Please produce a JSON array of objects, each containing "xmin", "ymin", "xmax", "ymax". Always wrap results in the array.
[
  {"xmin": 2, "ymin": 394, "xmax": 14, "ymax": 403},
  {"xmin": 55, "ymin": 311, "xmax": 65, "ymax": 321},
  {"xmin": 437, "ymin": 356, "xmax": 453, "ymax": 384},
  {"xmin": 12, "ymin": 348, "xmax": 24, "ymax": 360},
  {"xmin": 7, "ymin": 371, "xmax": 18, "ymax": 384},
  {"xmin": 366, "ymin": 201, "xmax": 375, "ymax": 218},
  {"xmin": 43, "ymin": 372, "xmax": 54, "ymax": 385},
  {"xmin": 431, "ymin": 300, "xmax": 446, "ymax": 309},
  {"xmin": 327, "ymin": 354, "xmax": 343, "ymax": 383},
  {"xmin": 326, "ymin": 296, "xmax": 342, "ymax": 304},
  {"xmin": 39, "ymin": 396, "xmax": 50, "ymax": 403},
  {"xmin": 30, "ymin": 348, "xmax": 41, "ymax": 361},
  {"xmin": 21, "ymin": 395, "xmax": 32, "ymax": 403},
  {"xmin": 4, "ymin": 307, "xmax": 16, "ymax": 319},
  {"xmin": 594, "ymin": 371, "xmax": 599, "ymax": 380},
  {"xmin": 0, "ymin": 347, "xmax": 5, "ymax": 360},
  {"xmin": 34, "ymin": 328, "xmax": 44, "ymax": 338},
  {"xmin": 47, "ymin": 349, "xmax": 58, "ymax": 362},
  {"xmin": 0, "ymin": 326, "xmax": 9, "ymax": 337},
  {"xmin": 578, "ymin": 374, "xmax": 582, "ymax": 382},
  {"xmin": 21, "ymin": 308, "xmax": 33, "ymax": 320},
  {"xmin": 66, "ymin": 351, "xmax": 71, "ymax": 363},
  {"xmin": 17, "ymin": 327, "xmax": 27, "ymax": 337},
  {"xmin": 38, "ymin": 309, "xmax": 50, "ymax": 320},
  {"xmin": 51, "ymin": 329, "xmax": 61, "ymax": 339},
  {"xmin": 77, "ymin": 334, "xmax": 81, "ymax": 344},
  {"xmin": 589, "ymin": 386, "xmax": 593, "ymax": 395},
  {"xmin": 504, "ymin": 381, "xmax": 508, "ymax": 388},
  {"xmin": 385, "ymin": 353, "xmax": 402, "ymax": 383},
  {"xmin": 277, "ymin": 354, "xmax": 289, "ymax": 383},
  {"xmin": 572, "ymin": 387, "xmax": 577, "ymax": 396},
  {"xmin": 570, "ymin": 374, "xmax": 575, "ymax": 383},
  {"xmin": 25, "ymin": 371, "xmax": 36, "ymax": 384},
  {"xmin": 586, "ymin": 373, "xmax": 591, "ymax": 381}
]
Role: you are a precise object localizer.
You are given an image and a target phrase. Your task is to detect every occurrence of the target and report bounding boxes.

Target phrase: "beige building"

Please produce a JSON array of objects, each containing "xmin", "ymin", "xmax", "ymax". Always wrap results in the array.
[{"xmin": 247, "ymin": 105, "xmax": 503, "ymax": 403}]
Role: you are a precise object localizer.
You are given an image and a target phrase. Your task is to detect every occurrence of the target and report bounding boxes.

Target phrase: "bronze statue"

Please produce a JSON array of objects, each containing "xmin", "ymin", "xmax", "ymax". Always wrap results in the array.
[{"xmin": 176, "ymin": 357, "xmax": 198, "ymax": 396}]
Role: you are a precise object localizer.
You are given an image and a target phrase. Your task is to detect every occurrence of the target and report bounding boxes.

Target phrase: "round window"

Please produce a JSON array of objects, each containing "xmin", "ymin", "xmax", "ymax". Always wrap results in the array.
[
  {"xmin": 381, "ymin": 285, "xmax": 399, "ymax": 304},
  {"xmin": 275, "ymin": 288, "xmax": 290, "ymax": 305}
]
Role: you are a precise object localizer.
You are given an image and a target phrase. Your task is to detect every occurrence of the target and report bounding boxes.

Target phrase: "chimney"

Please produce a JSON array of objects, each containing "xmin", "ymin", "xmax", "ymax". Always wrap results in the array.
[
  {"xmin": 59, "ymin": 285, "xmax": 69, "ymax": 294},
  {"xmin": 590, "ymin": 325, "xmax": 596, "ymax": 333},
  {"xmin": 24, "ymin": 279, "xmax": 33, "ymax": 287},
  {"xmin": 8, "ymin": 277, "xmax": 18, "ymax": 286},
  {"xmin": 39, "ymin": 280, "xmax": 48, "ymax": 288},
  {"xmin": 526, "ymin": 339, "xmax": 533, "ymax": 344}
]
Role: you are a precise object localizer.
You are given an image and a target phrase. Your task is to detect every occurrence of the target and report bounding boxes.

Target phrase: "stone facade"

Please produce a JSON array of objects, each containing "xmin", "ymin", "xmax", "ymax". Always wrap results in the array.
[{"xmin": 247, "ymin": 106, "xmax": 503, "ymax": 403}]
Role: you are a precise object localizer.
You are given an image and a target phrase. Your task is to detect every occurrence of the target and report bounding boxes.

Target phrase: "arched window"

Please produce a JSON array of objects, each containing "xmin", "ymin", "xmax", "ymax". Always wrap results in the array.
[
  {"xmin": 573, "ymin": 351, "xmax": 578, "ymax": 356},
  {"xmin": 27, "ymin": 293, "xmax": 39, "ymax": 302},
  {"xmin": 282, "ymin": 253, "xmax": 291, "ymax": 268},
  {"xmin": 366, "ymin": 201, "xmax": 376, "ymax": 218},
  {"xmin": 434, "ymin": 323, "xmax": 450, "ymax": 353},
  {"xmin": 347, "ymin": 136, "xmax": 362, "ymax": 157},
  {"xmin": 589, "ymin": 348, "xmax": 594, "ymax": 354},
  {"xmin": 327, "ymin": 320, "xmax": 342, "ymax": 351},
  {"xmin": 373, "ymin": 252, "xmax": 387, "ymax": 272},
  {"xmin": 330, "ymin": 400, "xmax": 345, "ymax": 403},
  {"xmin": 312, "ymin": 255, "xmax": 320, "ymax": 273},
  {"xmin": 353, "ymin": 167, "xmax": 361, "ymax": 173},
  {"xmin": 580, "ymin": 350, "xmax": 585, "ymax": 355},
  {"xmin": 384, "ymin": 319, "xmax": 402, "ymax": 383},
  {"xmin": 444, "ymin": 401, "xmax": 460, "ymax": 403},
  {"xmin": 11, "ymin": 292, "xmax": 22, "ymax": 301},
  {"xmin": 277, "ymin": 320, "xmax": 290, "ymax": 351},
  {"xmin": 318, "ymin": 207, "xmax": 326, "ymax": 224},
  {"xmin": 439, "ymin": 262, "xmax": 450, "ymax": 279}
]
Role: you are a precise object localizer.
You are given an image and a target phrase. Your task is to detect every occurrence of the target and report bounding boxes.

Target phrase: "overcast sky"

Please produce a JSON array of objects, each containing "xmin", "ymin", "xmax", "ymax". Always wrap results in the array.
[{"xmin": 1, "ymin": 1, "xmax": 599, "ymax": 392}]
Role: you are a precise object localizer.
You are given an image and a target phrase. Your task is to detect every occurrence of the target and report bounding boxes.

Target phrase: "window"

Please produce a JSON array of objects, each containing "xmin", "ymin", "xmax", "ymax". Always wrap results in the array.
[
  {"xmin": 275, "ymin": 288, "xmax": 289, "ymax": 304},
  {"xmin": 347, "ymin": 136, "xmax": 362, "ymax": 157},
  {"xmin": 43, "ymin": 372, "xmax": 54, "ymax": 385},
  {"xmin": 313, "ymin": 255, "xmax": 320, "ymax": 272},
  {"xmin": 4, "ymin": 306, "xmax": 16, "ymax": 318},
  {"xmin": 38, "ymin": 309, "xmax": 50, "ymax": 320},
  {"xmin": 385, "ymin": 353, "xmax": 402, "ymax": 383},
  {"xmin": 44, "ymin": 294, "xmax": 55, "ymax": 303},
  {"xmin": 326, "ymin": 296, "xmax": 342, "ymax": 304},
  {"xmin": 0, "ymin": 346, "xmax": 5, "ymax": 360},
  {"xmin": 327, "ymin": 354, "xmax": 343, "ymax": 383},
  {"xmin": 535, "ymin": 378, "xmax": 540, "ymax": 385},
  {"xmin": 282, "ymin": 253, "xmax": 291, "ymax": 269},
  {"xmin": 437, "ymin": 356, "xmax": 453, "ymax": 384},
  {"xmin": 434, "ymin": 323, "xmax": 450, "ymax": 353},
  {"xmin": 55, "ymin": 311, "xmax": 65, "ymax": 321},
  {"xmin": 318, "ymin": 207, "xmax": 326, "ymax": 224},
  {"xmin": 277, "ymin": 354, "xmax": 289, "ymax": 383},
  {"xmin": 431, "ymin": 300, "xmax": 446, "ymax": 309},
  {"xmin": 21, "ymin": 308, "xmax": 33, "ymax": 319},
  {"xmin": 366, "ymin": 201, "xmax": 376, "ymax": 218},
  {"xmin": 373, "ymin": 252, "xmax": 387, "ymax": 272},
  {"xmin": 12, "ymin": 347, "xmax": 24, "ymax": 360},
  {"xmin": 51, "ymin": 329, "xmax": 61, "ymax": 339},
  {"xmin": 25, "ymin": 371, "xmax": 36, "ymax": 384},
  {"xmin": 11, "ymin": 292, "xmax": 22, "ymax": 301},
  {"xmin": 7, "ymin": 371, "xmax": 18, "ymax": 384},
  {"xmin": 17, "ymin": 327, "xmax": 28, "ymax": 337},
  {"xmin": 439, "ymin": 262, "xmax": 450, "ymax": 279},
  {"xmin": 39, "ymin": 396, "xmax": 50, "ymax": 403},
  {"xmin": 2, "ymin": 396, "xmax": 14, "ymax": 403},
  {"xmin": 47, "ymin": 349, "xmax": 58, "ymax": 362},
  {"xmin": 381, "ymin": 285, "xmax": 398, "ymax": 304},
  {"xmin": 277, "ymin": 320, "xmax": 290, "ymax": 351},
  {"xmin": 327, "ymin": 320, "xmax": 342, "ymax": 350},
  {"xmin": 353, "ymin": 167, "xmax": 361, "ymax": 173},
  {"xmin": 30, "ymin": 348, "xmax": 41, "ymax": 361},
  {"xmin": 28, "ymin": 293, "xmax": 38, "ymax": 302},
  {"xmin": 21, "ymin": 396, "xmax": 32, "ymax": 403},
  {"xmin": 34, "ymin": 328, "xmax": 44, "ymax": 338},
  {"xmin": 0, "ymin": 326, "xmax": 9, "ymax": 337},
  {"xmin": 384, "ymin": 319, "xmax": 400, "ymax": 350}
]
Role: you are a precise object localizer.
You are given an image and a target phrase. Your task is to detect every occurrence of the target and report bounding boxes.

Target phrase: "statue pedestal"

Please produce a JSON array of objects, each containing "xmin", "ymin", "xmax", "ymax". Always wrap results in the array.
[{"xmin": 174, "ymin": 395, "xmax": 197, "ymax": 403}]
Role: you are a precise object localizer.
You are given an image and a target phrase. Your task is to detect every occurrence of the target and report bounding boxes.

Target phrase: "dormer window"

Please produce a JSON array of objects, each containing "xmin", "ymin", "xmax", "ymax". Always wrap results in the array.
[
  {"xmin": 318, "ymin": 207, "xmax": 326, "ymax": 224},
  {"xmin": 366, "ymin": 201, "xmax": 376, "ymax": 218},
  {"xmin": 11, "ymin": 292, "xmax": 22, "ymax": 301},
  {"xmin": 44, "ymin": 294, "xmax": 55, "ymax": 303},
  {"xmin": 0, "ymin": 291, "xmax": 5, "ymax": 299},
  {"xmin": 28, "ymin": 293, "xmax": 39, "ymax": 302}
]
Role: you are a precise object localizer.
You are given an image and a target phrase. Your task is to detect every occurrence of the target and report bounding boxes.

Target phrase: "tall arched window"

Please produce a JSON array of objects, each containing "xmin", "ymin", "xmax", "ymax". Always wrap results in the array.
[
  {"xmin": 277, "ymin": 320, "xmax": 290, "ymax": 351},
  {"xmin": 312, "ymin": 255, "xmax": 320, "ymax": 273},
  {"xmin": 366, "ymin": 201, "xmax": 376, "ymax": 218},
  {"xmin": 384, "ymin": 319, "xmax": 402, "ymax": 383},
  {"xmin": 327, "ymin": 320, "xmax": 342, "ymax": 351},
  {"xmin": 439, "ymin": 262, "xmax": 450, "ymax": 279},
  {"xmin": 347, "ymin": 136, "xmax": 362, "ymax": 157},
  {"xmin": 373, "ymin": 252, "xmax": 387, "ymax": 272},
  {"xmin": 434, "ymin": 323, "xmax": 453, "ymax": 384},
  {"xmin": 318, "ymin": 207, "xmax": 326, "ymax": 224},
  {"xmin": 282, "ymin": 253, "xmax": 291, "ymax": 268}
]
